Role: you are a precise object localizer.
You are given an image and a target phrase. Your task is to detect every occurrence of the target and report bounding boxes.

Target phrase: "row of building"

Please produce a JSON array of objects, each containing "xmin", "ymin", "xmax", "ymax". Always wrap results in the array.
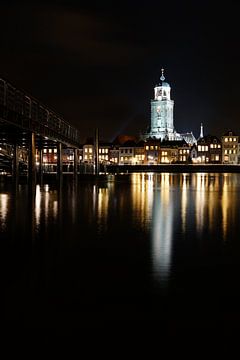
[
  {"xmin": 40, "ymin": 70, "xmax": 240, "ymax": 167},
  {"xmin": 80, "ymin": 130, "xmax": 240, "ymax": 165},
  {"xmin": 38, "ymin": 130, "xmax": 240, "ymax": 166}
]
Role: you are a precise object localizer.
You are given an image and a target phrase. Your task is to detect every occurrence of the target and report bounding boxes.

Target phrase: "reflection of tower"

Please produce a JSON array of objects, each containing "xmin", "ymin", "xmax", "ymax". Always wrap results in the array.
[
  {"xmin": 152, "ymin": 174, "xmax": 173, "ymax": 287},
  {"xmin": 149, "ymin": 68, "xmax": 175, "ymax": 140}
]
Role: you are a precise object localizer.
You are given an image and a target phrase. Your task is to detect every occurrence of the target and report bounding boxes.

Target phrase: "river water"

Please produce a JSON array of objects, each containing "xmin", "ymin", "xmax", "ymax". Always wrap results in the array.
[{"xmin": 2, "ymin": 172, "xmax": 240, "ymax": 346}]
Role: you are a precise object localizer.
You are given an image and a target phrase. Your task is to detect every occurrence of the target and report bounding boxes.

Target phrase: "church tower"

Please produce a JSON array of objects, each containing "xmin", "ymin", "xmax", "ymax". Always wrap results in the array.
[{"xmin": 149, "ymin": 69, "xmax": 175, "ymax": 140}]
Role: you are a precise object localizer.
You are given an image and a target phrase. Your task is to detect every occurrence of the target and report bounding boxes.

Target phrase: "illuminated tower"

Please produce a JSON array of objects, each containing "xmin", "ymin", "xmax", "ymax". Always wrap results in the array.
[{"xmin": 149, "ymin": 69, "xmax": 175, "ymax": 140}]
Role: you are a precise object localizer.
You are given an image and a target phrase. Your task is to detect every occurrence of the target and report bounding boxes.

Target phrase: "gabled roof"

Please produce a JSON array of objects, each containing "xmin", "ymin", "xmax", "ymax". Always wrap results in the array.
[
  {"xmin": 161, "ymin": 139, "xmax": 188, "ymax": 147},
  {"xmin": 198, "ymin": 134, "xmax": 221, "ymax": 144},
  {"xmin": 120, "ymin": 140, "xmax": 136, "ymax": 147},
  {"xmin": 222, "ymin": 130, "xmax": 238, "ymax": 137}
]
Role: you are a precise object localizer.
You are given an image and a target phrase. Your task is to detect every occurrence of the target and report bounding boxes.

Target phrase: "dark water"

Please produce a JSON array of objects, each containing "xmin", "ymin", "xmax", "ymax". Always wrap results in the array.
[{"xmin": 2, "ymin": 173, "xmax": 240, "ymax": 348}]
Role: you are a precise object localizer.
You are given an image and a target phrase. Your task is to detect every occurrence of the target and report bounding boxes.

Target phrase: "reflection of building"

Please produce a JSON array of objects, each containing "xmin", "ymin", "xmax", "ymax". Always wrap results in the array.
[{"xmin": 142, "ymin": 68, "xmax": 196, "ymax": 145}]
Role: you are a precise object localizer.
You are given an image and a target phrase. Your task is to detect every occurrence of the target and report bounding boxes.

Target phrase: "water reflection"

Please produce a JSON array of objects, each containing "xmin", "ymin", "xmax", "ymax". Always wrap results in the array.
[
  {"xmin": 0, "ymin": 193, "xmax": 9, "ymax": 230},
  {"xmin": 1, "ymin": 172, "xmax": 240, "ymax": 290},
  {"xmin": 152, "ymin": 173, "xmax": 173, "ymax": 285}
]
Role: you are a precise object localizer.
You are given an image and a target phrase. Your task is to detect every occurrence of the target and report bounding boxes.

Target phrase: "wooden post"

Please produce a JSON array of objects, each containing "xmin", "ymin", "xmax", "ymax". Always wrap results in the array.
[
  {"xmin": 28, "ymin": 132, "xmax": 36, "ymax": 184},
  {"xmin": 94, "ymin": 128, "xmax": 99, "ymax": 176}
]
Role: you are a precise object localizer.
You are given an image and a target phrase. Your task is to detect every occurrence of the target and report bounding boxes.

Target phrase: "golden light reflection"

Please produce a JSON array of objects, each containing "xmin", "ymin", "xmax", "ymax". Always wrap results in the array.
[
  {"xmin": 35, "ymin": 185, "xmax": 59, "ymax": 227},
  {"xmin": 131, "ymin": 173, "xmax": 154, "ymax": 229},
  {"xmin": 195, "ymin": 173, "xmax": 207, "ymax": 234},
  {"xmin": 0, "ymin": 193, "xmax": 9, "ymax": 230},
  {"xmin": 93, "ymin": 184, "xmax": 110, "ymax": 232},
  {"xmin": 222, "ymin": 174, "xmax": 229, "ymax": 240},
  {"xmin": 44, "ymin": 185, "xmax": 50, "ymax": 220}
]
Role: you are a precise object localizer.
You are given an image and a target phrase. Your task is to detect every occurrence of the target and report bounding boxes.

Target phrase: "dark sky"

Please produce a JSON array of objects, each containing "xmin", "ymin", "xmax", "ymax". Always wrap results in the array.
[{"xmin": 0, "ymin": 0, "xmax": 239, "ymax": 142}]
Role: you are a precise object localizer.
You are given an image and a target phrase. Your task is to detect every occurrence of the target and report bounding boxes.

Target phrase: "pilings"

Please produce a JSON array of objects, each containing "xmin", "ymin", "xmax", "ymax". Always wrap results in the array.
[
  {"xmin": 12, "ymin": 142, "xmax": 19, "ymax": 183},
  {"xmin": 57, "ymin": 142, "xmax": 62, "ymax": 181},
  {"xmin": 28, "ymin": 132, "xmax": 36, "ymax": 185},
  {"xmin": 94, "ymin": 128, "xmax": 99, "ymax": 176},
  {"xmin": 38, "ymin": 147, "xmax": 43, "ymax": 183},
  {"xmin": 74, "ymin": 148, "xmax": 78, "ymax": 177}
]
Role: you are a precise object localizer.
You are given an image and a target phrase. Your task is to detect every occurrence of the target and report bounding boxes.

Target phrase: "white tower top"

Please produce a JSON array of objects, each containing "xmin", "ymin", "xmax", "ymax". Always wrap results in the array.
[
  {"xmin": 160, "ymin": 68, "xmax": 165, "ymax": 81},
  {"xmin": 154, "ymin": 68, "xmax": 171, "ymax": 101}
]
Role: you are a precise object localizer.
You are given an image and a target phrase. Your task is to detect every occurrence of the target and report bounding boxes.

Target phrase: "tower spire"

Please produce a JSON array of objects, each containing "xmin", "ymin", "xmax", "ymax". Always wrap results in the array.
[
  {"xmin": 160, "ymin": 68, "xmax": 165, "ymax": 82},
  {"xmin": 199, "ymin": 123, "xmax": 204, "ymax": 139}
]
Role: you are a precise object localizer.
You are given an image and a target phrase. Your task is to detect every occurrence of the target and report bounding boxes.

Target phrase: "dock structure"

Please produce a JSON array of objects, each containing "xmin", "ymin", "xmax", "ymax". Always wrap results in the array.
[{"xmin": 0, "ymin": 77, "xmax": 82, "ymax": 183}]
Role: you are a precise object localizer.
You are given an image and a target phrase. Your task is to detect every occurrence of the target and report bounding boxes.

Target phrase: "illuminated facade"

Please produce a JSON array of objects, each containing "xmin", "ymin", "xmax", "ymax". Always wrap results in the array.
[
  {"xmin": 221, "ymin": 131, "xmax": 239, "ymax": 164},
  {"xmin": 197, "ymin": 135, "xmax": 222, "ymax": 163},
  {"xmin": 144, "ymin": 69, "xmax": 196, "ymax": 145},
  {"xmin": 149, "ymin": 69, "xmax": 176, "ymax": 140}
]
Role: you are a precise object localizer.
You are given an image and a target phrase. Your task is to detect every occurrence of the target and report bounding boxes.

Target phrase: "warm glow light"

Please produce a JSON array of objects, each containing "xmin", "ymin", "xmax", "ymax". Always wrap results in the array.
[{"xmin": 0, "ymin": 193, "xmax": 9, "ymax": 229}]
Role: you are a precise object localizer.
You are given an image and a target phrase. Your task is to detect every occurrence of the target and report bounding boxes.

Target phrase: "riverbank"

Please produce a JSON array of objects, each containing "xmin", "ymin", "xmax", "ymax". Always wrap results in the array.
[
  {"xmin": 1, "ymin": 164, "xmax": 240, "ymax": 185},
  {"xmin": 106, "ymin": 164, "xmax": 240, "ymax": 173}
]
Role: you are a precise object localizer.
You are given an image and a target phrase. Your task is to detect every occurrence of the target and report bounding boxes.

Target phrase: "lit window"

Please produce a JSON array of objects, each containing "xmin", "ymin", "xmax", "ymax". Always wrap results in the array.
[
  {"xmin": 224, "ymin": 138, "xmax": 228, "ymax": 142},
  {"xmin": 224, "ymin": 150, "xmax": 228, "ymax": 154},
  {"xmin": 218, "ymin": 144, "xmax": 221, "ymax": 148},
  {"xmin": 233, "ymin": 137, "xmax": 237, "ymax": 141},
  {"xmin": 54, "ymin": 149, "xmax": 57, "ymax": 153},
  {"xmin": 146, "ymin": 146, "xmax": 149, "ymax": 150},
  {"xmin": 120, "ymin": 157, "xmax": 124, "ymax": 161},
  {"xmin": 155, "ymin": 146, "xmax": 158, "ymax": 150},
  {"xmin": 49, "ymin": 149, "xmax": 52, "ymax": 153},
  {"xmin": 89, "ymin": 148, "xmax": 92, "ymax": 154},
  {"xmin": 43, "ymin": 149, "xmax": 47, "ymax": 153},
  {"xmin": 150, "ymin": 146, "xmax": 154, "ymax": 150},
  {"xmin": 229, "ymin": 138, "xmax": 232, "ymax": 142},
  {"xmin": 85, "ymin": 148, "xmax": 88, "ymax": 153}
]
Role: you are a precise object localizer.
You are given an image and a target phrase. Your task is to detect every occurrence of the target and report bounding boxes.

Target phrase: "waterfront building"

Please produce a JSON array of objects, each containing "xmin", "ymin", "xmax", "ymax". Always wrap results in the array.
[
  {"xmin": 197, "ymin": 135, "xmax": 222, "ymax": 163},
  {"xmin": 119, "ymin": 140, "xmax": 136, "ymax": 165},
  {"xmin": 190, "ymin": 144, "xmax": 198, "ymax": 163},
  {"xmin": 221, "ymin": 130, "xmax": 239, "ymax": 164},
  {"xmin": 134, "ymin": 140, "xmax": 145, "ymax": 164},
  {"xmin": 177, "ymin": 141, "xmax": 191, "ymax": 163},
  {"xmin": 109, "ymin": 145, "xmax": 120, "ymax": 164},
  {"xmin": 99, "ymin": 143, "xmax": 111, "ymax": 164},
  {"xmin": 160, "ymin": 140, "xmax": 188, "ymax": 163},
  {"xmin": 144, "ymin": 139, "xmax": 160, "ymax": 164},
  {"xmin": 83, "ymin": 143, "xmax": 94, "ymax": 163}
]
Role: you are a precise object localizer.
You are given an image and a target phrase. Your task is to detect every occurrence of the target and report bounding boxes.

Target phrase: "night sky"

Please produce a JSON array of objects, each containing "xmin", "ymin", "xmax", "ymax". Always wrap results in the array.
[{"xmin": 0, "ymin": 0, "xmax": 239, "ymax": 142}]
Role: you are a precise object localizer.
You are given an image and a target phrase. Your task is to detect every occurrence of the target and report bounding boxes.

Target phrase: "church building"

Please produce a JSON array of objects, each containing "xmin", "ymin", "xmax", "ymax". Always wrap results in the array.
[{"xmin": 143, "ymin": 69, "xmax": 196, "ymax": 145}]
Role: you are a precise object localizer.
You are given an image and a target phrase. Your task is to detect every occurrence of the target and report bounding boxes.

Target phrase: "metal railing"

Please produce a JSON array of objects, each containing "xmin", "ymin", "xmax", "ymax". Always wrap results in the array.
[{"xmin": 0, "ymin": 77, "xmax": 81, "ymax": 147}]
